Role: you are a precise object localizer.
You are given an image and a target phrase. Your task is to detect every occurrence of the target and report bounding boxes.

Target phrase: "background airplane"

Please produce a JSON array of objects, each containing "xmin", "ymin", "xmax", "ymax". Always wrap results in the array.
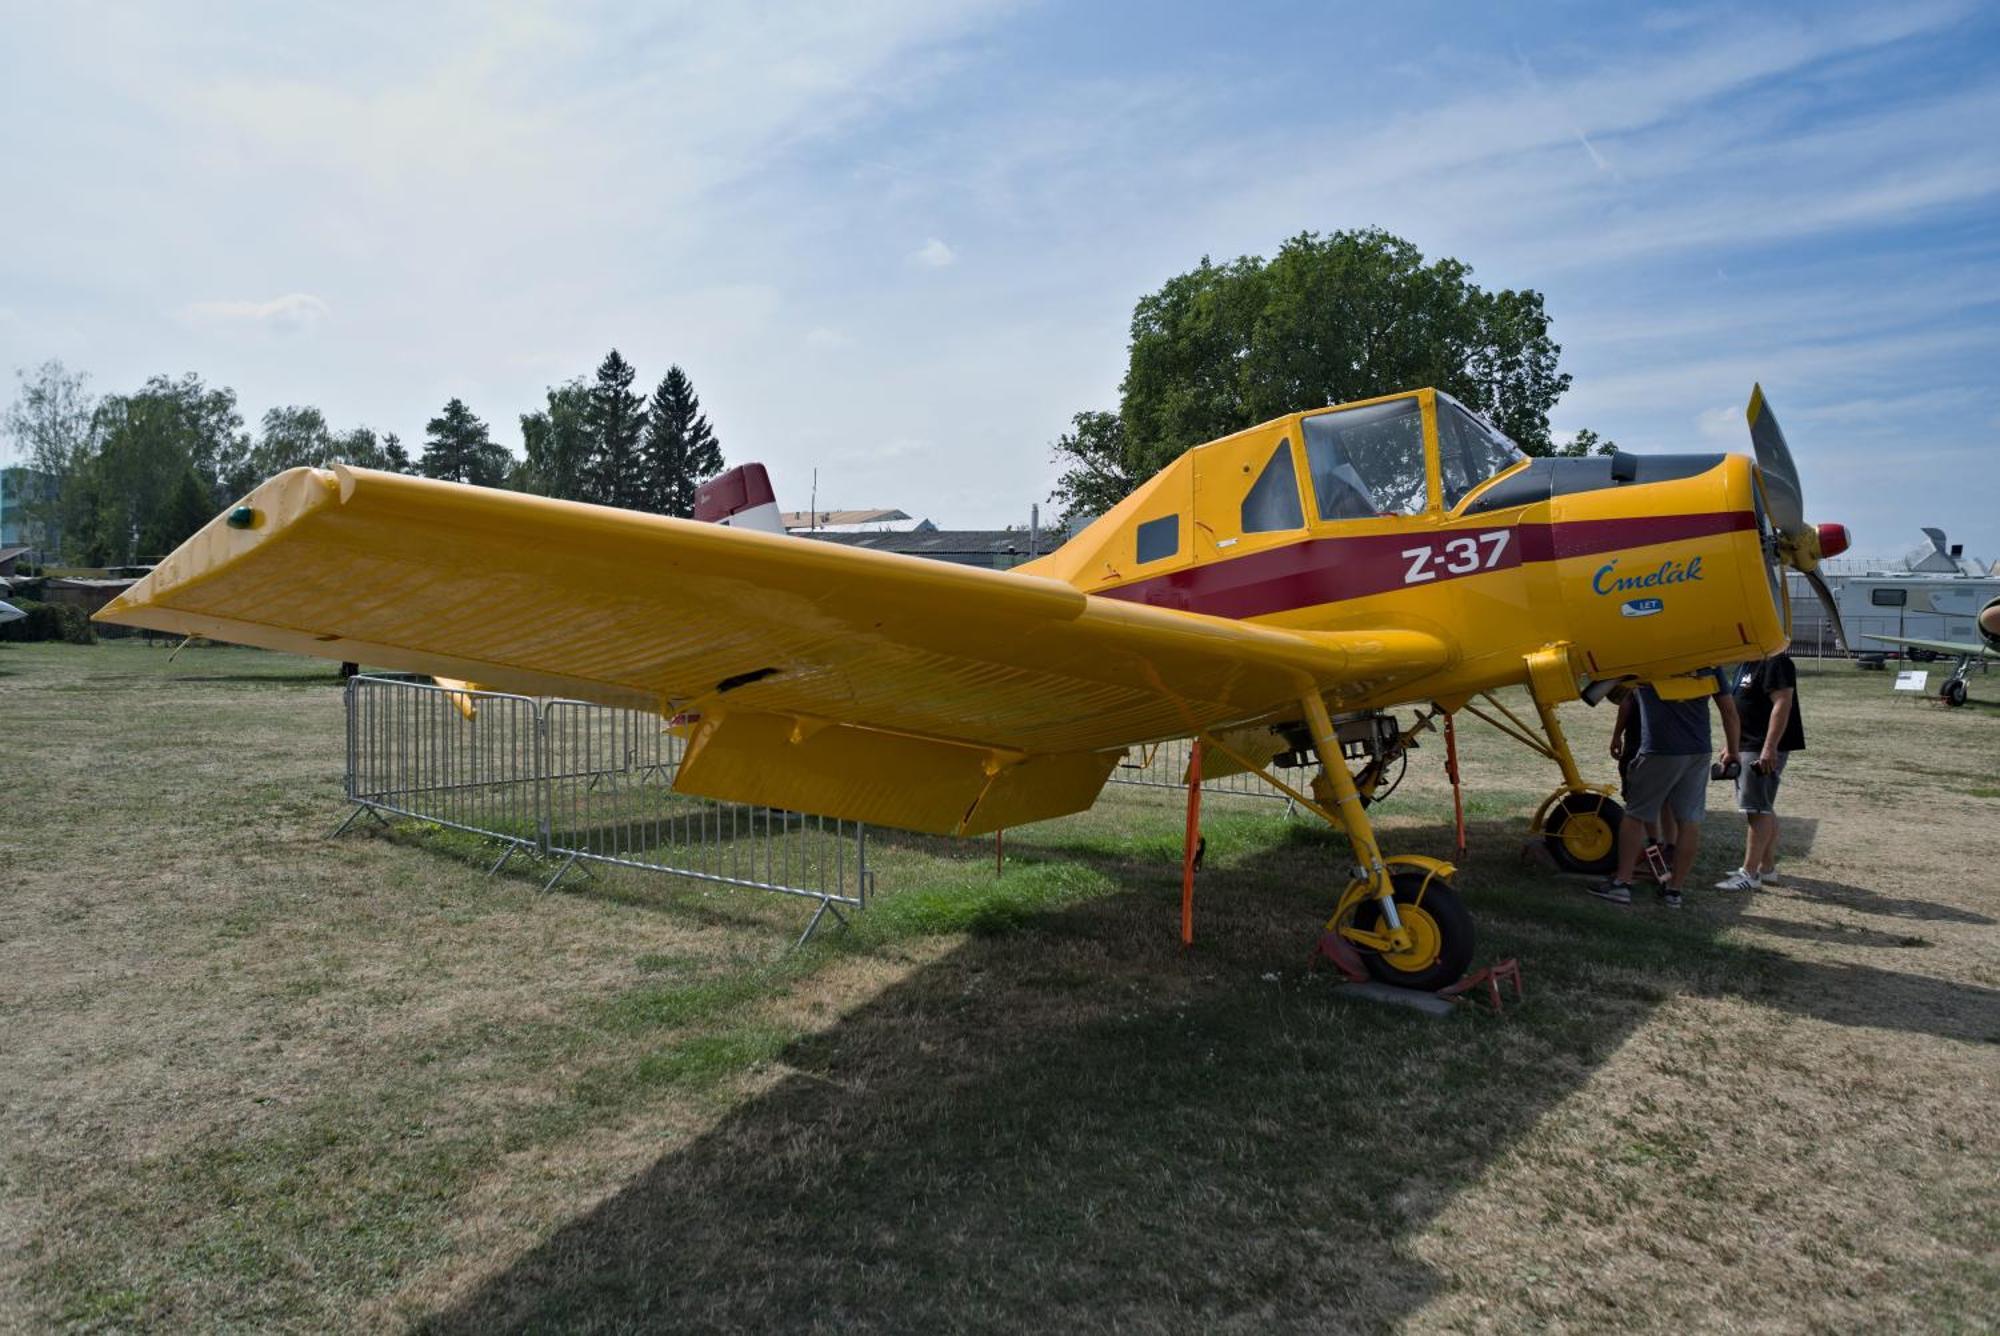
[
  {"xmin": 1867, "ymin": 596, "xmax": 2000, "ymax": 706},
  {"xmin": 94, "ymin": 385, "xmax": 1843, "ymax": 991}
]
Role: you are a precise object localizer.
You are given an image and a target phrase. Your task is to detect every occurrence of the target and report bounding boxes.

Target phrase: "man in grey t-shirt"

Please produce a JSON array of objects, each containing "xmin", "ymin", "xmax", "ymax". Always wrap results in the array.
[{"xmin": 1591, "ymin": 669, "xmax": 1742, "ymax": 909}]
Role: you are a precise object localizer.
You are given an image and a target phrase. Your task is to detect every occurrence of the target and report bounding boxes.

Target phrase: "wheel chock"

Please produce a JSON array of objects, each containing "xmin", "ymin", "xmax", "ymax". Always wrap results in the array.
[
  {"xmin": 1311, "ymin": 930, "xmax": 1370, "ymax": 983},
  {"xmin": 1436, "ymin": 957, "xmax": 1524, "ymax": 1013}
]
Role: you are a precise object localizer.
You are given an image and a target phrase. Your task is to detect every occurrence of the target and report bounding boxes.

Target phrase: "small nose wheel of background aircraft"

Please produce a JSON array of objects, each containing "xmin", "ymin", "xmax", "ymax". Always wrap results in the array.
[{"xmin": 1537, "ymin": 789, "xmax": 1624, "ymax": 875}]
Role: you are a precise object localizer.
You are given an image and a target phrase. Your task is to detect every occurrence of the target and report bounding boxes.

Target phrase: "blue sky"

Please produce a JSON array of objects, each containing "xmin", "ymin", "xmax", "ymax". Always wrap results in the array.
[{"xmin": 2, "ymin": 1, "xmax": 1996, "ymax": 553}]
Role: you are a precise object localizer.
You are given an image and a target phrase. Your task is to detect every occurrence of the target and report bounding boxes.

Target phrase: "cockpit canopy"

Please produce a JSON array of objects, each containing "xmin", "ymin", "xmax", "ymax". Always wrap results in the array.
[
  {"xmin": 1299, "ymin": 391, "xmax": 1524, "ymax": 521},
  {"xmin": 1021, "ymin": 388, "xmax": 1533, "ymax": 592}
]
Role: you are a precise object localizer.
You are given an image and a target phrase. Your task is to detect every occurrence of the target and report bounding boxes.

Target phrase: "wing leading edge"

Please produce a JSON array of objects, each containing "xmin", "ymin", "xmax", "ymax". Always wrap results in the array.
[{"xmin": 98, "ymin": 466, "xmax": 1449, "ymax": 833}]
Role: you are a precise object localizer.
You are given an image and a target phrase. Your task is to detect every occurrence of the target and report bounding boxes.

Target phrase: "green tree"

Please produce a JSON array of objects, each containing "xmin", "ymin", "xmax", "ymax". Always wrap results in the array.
[
  {"xmin": 1557, "ymin": 427, "xmax": 1619, "ymax": 458},
  {"xmin": 639, "ymin": 365, "xmax": 724, "ymax": 517},
  {"xmin": 515, "ymin": 380, "xmax": 592, "ymax": 500},
  {"xmin": 1046, "ymin": 411, "xmax": 1137, "ymax": 524},
  {"xmin": 329, "ymin": 426, "xmax": 413, "ymax": 473},
  {"xmin": 1053, "ymin": 228, "xmax": 1611, "ymax": 519},
  {"xmin": 75, "ymin": 374, "xmax": 249, "ymax": 564},
  {"xmin": 420, "ymin": 398, "xmax": 509, "ymax": 487},
  {"xmin": 143, "ymin": 466, "xmax": 215, "ymax": 555},
  {"xmin": 246, "ymin": 404, "xmax": 332, "ymax": 479},
  {"xmin": 244, "ymin": 407, "xmax": 415, "ymax": 479},
  {"xmin": 582, "ymin": 350, "xmax": 646, "ymax": 508}
]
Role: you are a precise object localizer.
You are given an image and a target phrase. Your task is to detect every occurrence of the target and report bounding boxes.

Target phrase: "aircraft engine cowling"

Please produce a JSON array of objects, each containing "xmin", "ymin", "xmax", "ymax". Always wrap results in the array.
[{"xmin": 1979, "ymin": 596, "xmax": 2000, "ymax": 655}]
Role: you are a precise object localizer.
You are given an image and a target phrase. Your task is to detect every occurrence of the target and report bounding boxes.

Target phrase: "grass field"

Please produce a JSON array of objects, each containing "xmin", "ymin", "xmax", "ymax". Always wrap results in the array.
[{"xmin": 3, "ymin": 640, "xmax": 1997, "ymax": 1331}]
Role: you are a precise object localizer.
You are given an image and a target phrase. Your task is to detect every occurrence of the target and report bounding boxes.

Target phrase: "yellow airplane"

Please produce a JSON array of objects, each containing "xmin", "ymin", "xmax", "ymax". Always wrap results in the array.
[{"xmin": 96, "ymin": 385, "xmax": 1844, "ymax": 989}]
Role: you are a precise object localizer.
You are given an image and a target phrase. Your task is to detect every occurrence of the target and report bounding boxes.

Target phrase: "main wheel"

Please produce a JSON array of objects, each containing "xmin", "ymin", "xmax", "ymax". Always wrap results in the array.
[
  {"xmin": 1942, "ymin": 678, "xmax": 1968, "ymax": 707},
  {"xmin": 1545, "ymin": 791, "xmax": 1624, "ymax": 874},
  {"xmin": 1352, "ymin": 869, "xmax": 1476, "ymax": 991}
]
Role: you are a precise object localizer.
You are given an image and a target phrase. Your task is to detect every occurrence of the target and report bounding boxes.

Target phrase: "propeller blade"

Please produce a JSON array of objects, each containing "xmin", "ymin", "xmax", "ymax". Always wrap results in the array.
[
  {"xmin": 1802, "ymin": 567, "xmax": 1847, "ymax": 653},
  {"xmin": 1746, "ymin": 384, "xmax": 1806, "ymax": 537}
]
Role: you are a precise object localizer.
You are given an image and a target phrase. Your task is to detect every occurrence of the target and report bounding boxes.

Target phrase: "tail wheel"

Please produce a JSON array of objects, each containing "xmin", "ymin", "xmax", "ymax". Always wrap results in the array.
[
  {"xmin": 1545, "ymin": 791, "xmax": 1623, "ymax": 874},
  {"xmin": 1942, "ymin": 678, "xmax": 1968, "ymax": 707},
  {"xmin": 1353, "ymin": 869, "xmax": 1475, "ymax": 991}
]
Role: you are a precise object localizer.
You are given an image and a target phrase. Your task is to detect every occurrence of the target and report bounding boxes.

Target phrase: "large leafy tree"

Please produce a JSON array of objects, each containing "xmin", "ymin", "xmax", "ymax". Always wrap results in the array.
[
  {"xmin": 71, "ymin": 374, "xmax": 249, "ymax": 564},
  {"xmin": 144, "ymin": 466, "xmax": 215, "ymax": 556},
  {"xmin": 1053, "ymin": 228, "xmax": 1606, "ymax": 521},
  {"xmin": 515, "ymin": 380, "xmax": 592, "ymax": 500},
  {"xmin": 245, "ymin": 406, "xmax": 413, "ymax": 480},
  {"xmin": 419, "ymin": 398, "xmax": 509, "ymax": 487},
  {"xmin": 582, "ymin": 350, "xmax": 647, "ymax": 509},
  {"xmin": 639, "ymin": 365, "xmax": 724, "ymax": 517}
]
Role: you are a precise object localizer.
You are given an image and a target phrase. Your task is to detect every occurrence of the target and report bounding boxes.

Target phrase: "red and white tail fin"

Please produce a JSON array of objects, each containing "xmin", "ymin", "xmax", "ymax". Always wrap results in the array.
[{"xmin": 693, "ymin": 463, "xmax": 784, "ymax": 533}]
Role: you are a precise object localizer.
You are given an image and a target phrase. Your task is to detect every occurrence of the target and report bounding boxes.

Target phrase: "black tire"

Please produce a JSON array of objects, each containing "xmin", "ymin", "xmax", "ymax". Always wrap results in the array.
[
  {"xmin": 1545, "ymin": 791, "xmax": 1624, "ymax": 875},
  {"xmin": 1354, "ymin": 869, "xmax": 1476, "ymax": 991},
  {"xmin": 1942, "ymin": 678, "xmax": 1968, "ymax": 707}
]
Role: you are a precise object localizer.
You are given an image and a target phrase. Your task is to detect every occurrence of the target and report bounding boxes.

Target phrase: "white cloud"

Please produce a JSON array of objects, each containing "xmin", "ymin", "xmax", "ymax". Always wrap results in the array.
[
  {"xmin": 1695, "ymin": 405, "xmax": 1742, "ymax": 442},
  {"xmin": 804, "ymin": 326, "xmax": 853, "ymax": 349},
  {"xmin": 178, "ymin": 293, "xmax": 331, "ymax": 333},
  {"xmin": 910, "ymin": 237, "xmax": 957, "ymax": 268}
]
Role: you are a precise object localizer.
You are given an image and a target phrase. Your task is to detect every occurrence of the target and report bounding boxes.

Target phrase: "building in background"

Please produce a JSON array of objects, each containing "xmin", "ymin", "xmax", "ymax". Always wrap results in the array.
[{"xmin": 0, "ymin": 466, "xmax": 62, "ymax": 558}]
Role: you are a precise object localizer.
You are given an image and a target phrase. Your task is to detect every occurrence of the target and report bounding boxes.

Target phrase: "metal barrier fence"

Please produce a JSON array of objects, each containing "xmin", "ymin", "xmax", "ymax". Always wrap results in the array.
[
  {"xmin": 337, "ymin": 676, "xmax": 868, "ymax": 943},
  {"xmin": 1106, "ymin": 735, "xmax": 1296, "ymax": 807}
]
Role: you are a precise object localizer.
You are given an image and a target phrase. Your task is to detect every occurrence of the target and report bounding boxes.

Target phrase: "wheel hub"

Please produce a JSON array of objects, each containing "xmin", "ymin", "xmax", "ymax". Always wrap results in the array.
[{"xmin": 1377, "ymin": 902, "xmax": 1442, "ymax": 973}]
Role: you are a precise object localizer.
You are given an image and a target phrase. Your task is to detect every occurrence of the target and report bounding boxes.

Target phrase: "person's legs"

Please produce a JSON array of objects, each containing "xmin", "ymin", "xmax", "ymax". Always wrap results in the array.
[
  {"xmin": 1661, "ymin": 756, "xmax": 1708, "ymax": 906},
  {"xmin": 1595, "ymin": 759, "xmax": 1666, "ymax": 904},
  {"xmin": 1615, "ymin": 815, "xmax": 1646, "ymax": 883},
  {"xmin": 1747, "ymin": 813, "xmax": 1779, "ymax": 874},
  {"xmin": 1721, "ymin": 753, "xmax": 1783, "ymax": 889}
]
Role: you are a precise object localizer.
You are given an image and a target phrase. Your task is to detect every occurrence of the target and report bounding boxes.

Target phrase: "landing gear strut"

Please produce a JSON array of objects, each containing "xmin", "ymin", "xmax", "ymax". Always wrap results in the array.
[
  {"xmin": 1195, "ymin": 692, "xmax": 1477, "ymax": 990},
  {"xmin": 1296, "ymin": 691, "xmax": 1475, "ymax": 988},
  {"xmin": 1459, "ymin": 649, "xmax": 1625, "ymax": 876}
]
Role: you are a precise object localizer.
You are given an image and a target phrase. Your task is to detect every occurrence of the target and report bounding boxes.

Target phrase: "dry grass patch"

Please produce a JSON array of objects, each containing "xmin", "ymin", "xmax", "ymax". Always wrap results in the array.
[{"xmin": 3, "ymin": 642, "xmax": 1996, "ymax": 1331}]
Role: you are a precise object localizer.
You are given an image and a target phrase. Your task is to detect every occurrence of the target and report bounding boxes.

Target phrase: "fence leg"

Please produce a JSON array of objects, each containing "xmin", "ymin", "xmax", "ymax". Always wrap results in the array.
[
  {"xmin": 487, "ymin": 844, "xmax": 516, "ymax": 877},
  {"xmin": 795, "ymin": 896, "xmax": 850, "ymax": 948},
  {"xmin": 331, "ymin": 804, "xmax": 388, "ymax": 838},
  {"xmin": 541, "ymin": 850, "xmax": 582, "ymax": 893}
]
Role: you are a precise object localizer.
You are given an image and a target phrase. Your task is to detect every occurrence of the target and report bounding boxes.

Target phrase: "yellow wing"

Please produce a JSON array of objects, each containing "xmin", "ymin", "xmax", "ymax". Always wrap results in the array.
[{"xmin": 98, "ymin": 466, "xmax": 1448, "ymax": 834}]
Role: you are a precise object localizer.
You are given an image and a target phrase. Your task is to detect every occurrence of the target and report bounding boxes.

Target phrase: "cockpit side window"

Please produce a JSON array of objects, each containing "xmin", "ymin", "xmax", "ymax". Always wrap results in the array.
[
  {"xmin": 1240, "ymin": 440, "xmax": 1304, "ymax": 533},
  {"xmin": 1437, "ymin": 399, "xmax": 1527, "ymax": 508},
  {"xmin": 1302, "ymin": 398, "xmax": 1429, "ymax": 520}
]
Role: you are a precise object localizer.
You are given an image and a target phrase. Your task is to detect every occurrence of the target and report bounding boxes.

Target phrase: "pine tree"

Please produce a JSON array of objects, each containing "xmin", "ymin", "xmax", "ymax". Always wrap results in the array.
[
  {"xmin": 581, "ymin": 350, "xmax": 646, "ymax": 508},
  {"xmin": 420, "ymin": 398, "xmax": 508, "ymax": 487},
  {"xmin": 639, "ymin": 365, "xmax": 724, "ymax": 517}
]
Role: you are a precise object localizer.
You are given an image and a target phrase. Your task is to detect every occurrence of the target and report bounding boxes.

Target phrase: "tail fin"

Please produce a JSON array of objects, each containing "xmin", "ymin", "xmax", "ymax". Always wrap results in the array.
[{"xmin": 693, "ymin": 464, "xmax": 784, "ymax": 533}]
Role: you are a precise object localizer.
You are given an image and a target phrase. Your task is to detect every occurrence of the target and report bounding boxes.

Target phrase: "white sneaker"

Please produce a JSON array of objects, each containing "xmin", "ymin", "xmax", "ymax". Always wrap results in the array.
[
  {"xmin": 1758, "ymin": 870, "xmax": 1783, "ymax": 887},
  {"xmin": 1714, "ymin": 869, "xmax": 1761, "ymax": 892}
]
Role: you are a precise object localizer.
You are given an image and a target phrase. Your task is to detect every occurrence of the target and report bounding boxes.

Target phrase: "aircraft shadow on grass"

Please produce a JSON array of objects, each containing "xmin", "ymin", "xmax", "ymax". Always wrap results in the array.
[{"xmin": 423, "ymin": 812, "xmax": 1997, "ymax": 1331}]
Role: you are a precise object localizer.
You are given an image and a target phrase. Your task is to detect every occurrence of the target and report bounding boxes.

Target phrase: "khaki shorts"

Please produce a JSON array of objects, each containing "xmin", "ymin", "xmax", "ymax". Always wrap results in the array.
[
  {"xmin": 1623, "ymin": 753, "xmax": 1710, "ymax": 824},
  {"xmin": 1735, "ymin": 751, "xmax": 1789, "ymax": 815}
]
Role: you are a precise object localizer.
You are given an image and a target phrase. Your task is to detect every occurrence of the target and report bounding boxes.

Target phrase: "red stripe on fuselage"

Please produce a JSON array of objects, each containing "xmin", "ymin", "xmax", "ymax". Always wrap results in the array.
[{"xmin": 1095, "ymin": 511, "xmax": 1753, "ymax": 619}]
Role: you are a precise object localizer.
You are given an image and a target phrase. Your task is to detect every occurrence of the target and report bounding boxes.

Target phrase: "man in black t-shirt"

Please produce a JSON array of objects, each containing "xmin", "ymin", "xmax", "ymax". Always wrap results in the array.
[{"xmin": 1716, "ymin": 653, "xmax": 1804, "ymax": 891}]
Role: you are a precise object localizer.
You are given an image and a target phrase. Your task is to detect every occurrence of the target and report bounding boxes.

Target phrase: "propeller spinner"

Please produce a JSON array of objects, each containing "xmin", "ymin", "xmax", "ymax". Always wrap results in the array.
[{"xmin": 1746, "ymin": 384, "xmax": 1850, "ymax": 651}]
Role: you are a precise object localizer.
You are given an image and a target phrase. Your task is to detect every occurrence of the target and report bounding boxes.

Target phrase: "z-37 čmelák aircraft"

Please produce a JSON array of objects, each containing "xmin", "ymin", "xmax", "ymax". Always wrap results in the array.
[{"xmin": 97, "ymin": 385, "xmax": 1846, "ymax": 990}]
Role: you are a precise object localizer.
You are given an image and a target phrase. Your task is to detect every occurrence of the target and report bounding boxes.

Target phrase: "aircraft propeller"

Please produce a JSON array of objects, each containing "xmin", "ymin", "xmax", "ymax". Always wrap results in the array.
[{"xmin": 1746, "ymin": 384, "xmax": 1849, "ymax": 651}]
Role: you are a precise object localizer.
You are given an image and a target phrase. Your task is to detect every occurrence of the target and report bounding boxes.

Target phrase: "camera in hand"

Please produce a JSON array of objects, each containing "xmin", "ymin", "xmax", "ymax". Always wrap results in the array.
[{"xmin": 1710, "ymin": 756, "xmax": 1741, "ymax": 782}]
